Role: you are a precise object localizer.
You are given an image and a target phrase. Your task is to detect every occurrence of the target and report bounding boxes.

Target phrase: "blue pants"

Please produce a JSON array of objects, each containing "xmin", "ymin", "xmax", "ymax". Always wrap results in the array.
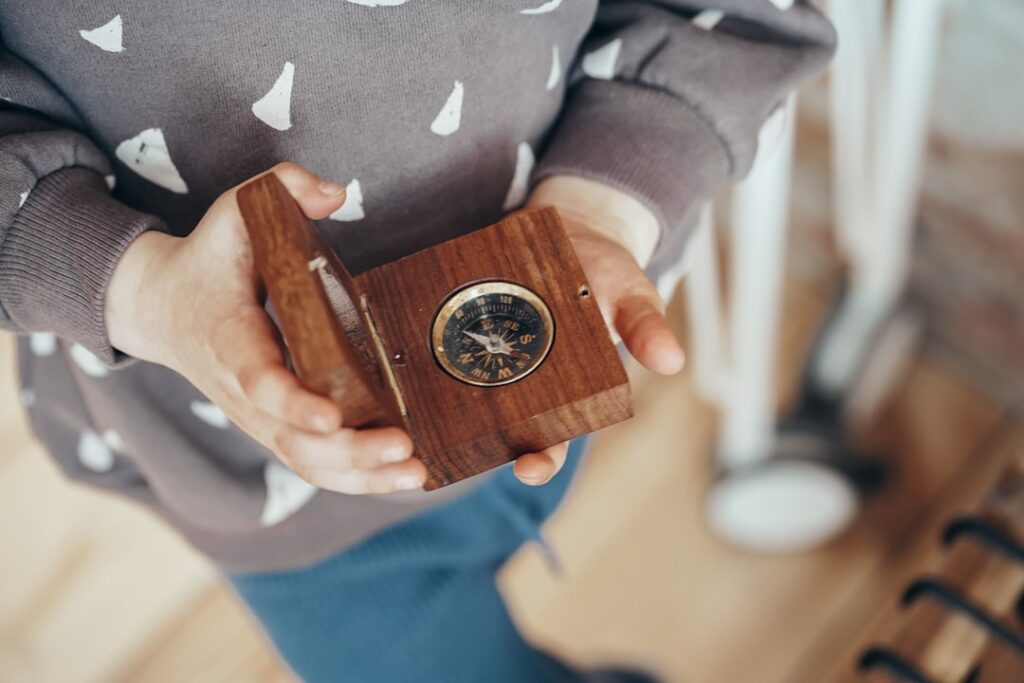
[{"xmin": 229, "ymin": 441, "xmax": 586, "ymax": 683}]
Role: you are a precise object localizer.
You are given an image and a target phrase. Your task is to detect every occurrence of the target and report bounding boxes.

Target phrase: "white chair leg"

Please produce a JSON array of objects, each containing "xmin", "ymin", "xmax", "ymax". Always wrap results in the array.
[
  {"xmin": 706, "ymin": 98, "xmax": 861, "ymax": 553},
  {"xmin": 813, "ymin": 0, "xmax": 946, "ymax": 396},
  {"xmin": 717, "ymin": 99, "xmax": 796, "ymax": 470},
  {"xmin": 826, "ymin": 0, "xmax": 883, "ymax": 262},
  {"xmin": 704, "ymin": 0, "xmax": 945, "ymax": 554},
  {"xmin": 681, "ymin": 205, "xmax": 730, "ymax": 407}
]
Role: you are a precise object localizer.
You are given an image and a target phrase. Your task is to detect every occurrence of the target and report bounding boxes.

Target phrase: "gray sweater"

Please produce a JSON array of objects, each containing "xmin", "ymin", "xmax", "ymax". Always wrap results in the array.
[{"xmin": 0, "ymin": 1, "xmax": 834, "ymax": 572}]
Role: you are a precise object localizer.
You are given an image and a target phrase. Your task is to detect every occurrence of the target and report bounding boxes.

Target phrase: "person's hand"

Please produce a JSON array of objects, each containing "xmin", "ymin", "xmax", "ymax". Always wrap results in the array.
[
  {"xmin": 105, "ymin": 163, "xmax": 427, "ymax": 494},
  {"xmin": 513, "ymin": 176, "xmax": 686, "ymax": 486}
]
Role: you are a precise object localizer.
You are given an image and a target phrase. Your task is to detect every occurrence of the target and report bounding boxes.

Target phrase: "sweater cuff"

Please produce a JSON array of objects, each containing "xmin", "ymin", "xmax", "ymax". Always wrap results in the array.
[
  {"xmin": 533, "ymin": 80, "xmax": 733, "ymax": 259},
  {"xmin": 0, "ymin": 167, "xmax": 164, "ymax": 365}
]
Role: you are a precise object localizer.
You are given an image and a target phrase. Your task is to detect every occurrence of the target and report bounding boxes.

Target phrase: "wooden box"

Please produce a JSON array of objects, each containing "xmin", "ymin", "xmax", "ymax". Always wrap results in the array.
[{"xmin": 238, "ymin": 174, "xmax": 633, "ymax": 489}]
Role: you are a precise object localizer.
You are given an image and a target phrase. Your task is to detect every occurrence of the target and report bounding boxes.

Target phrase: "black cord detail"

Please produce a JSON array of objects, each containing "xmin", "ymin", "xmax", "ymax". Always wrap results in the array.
[
  {"xmin": 903, "ymin": 578, "xmax": 1024, "ymax": 654},
  {"xmin": 944, "ymin": 517, "xmax": 1024, "ymax": 564},
  {"xmin": 859, "ymin": 648, "xmax": 935, "ymax": 682}
]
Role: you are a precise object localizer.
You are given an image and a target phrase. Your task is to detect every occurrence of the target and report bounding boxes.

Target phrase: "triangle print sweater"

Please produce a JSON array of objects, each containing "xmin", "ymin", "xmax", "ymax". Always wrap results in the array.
[{"xmin": 0, "ymin": 0, "xmax": 834, "ymax": 571}]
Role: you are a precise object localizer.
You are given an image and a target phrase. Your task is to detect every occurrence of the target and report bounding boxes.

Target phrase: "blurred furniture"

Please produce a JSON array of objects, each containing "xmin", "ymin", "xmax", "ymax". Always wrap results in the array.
[
  {"xmin": 844, "ymin": 455, "xmax": 1024, "ymax": 681},
  {"xmin": 664, "ymin": 0, "xmax": 947, "ymax": 552}
]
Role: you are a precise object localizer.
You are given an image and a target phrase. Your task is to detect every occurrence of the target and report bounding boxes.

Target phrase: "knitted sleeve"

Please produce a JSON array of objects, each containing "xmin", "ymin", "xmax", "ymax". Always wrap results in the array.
[
  {"xmin": 533, "ymin": 0, "xmax": 836, "ymax": 266},
  {"xmin": 0, "ymin": 43, "xmax": 164, "ymax": 365}
]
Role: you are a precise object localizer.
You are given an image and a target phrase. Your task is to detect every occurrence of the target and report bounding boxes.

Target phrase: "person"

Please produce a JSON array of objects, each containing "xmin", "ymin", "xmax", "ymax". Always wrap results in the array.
[{"xmin": 0, "ymin": 2, "xmax": 835, "ymax": 681}]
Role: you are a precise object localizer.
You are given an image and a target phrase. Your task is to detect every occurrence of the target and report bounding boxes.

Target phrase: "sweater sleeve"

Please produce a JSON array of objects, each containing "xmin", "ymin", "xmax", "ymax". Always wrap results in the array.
[
  {"xmin": 0, "ymin": 43, "xmax": 164, "ymax": 365},
  {"xmin": 533, "ymin": 0, "xmax": 837, "ymax": 264}
]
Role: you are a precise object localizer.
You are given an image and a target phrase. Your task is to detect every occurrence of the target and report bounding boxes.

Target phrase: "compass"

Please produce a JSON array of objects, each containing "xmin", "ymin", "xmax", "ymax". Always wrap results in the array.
[{"xmin": 432, "ymin": 282, "xmax": 554, "ymax": 387}]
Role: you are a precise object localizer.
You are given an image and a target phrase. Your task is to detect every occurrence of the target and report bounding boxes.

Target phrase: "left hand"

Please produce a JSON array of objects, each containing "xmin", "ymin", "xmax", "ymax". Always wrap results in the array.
[{"xmin": 511, "ymin": 176, "xmax": 686, "ymax": 486}]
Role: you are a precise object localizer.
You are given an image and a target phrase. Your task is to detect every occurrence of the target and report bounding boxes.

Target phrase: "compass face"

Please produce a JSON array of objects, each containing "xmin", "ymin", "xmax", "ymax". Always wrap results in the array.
[{"xmin": 432, "ymin": 282, "xmax": 554, "ymax": 387}]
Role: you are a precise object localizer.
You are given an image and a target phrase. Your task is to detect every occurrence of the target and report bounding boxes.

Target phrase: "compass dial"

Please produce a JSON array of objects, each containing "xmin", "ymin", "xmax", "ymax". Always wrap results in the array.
[{"xmin": 432, "ymin": 282, "xmax": 554, "ymax": 387}]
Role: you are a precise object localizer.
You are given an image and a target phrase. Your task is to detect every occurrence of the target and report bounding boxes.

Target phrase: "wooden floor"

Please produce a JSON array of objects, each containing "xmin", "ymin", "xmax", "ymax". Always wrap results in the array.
[{"xmin": 0, "ymin": 273, "xmax": 1016, "ymax": 682}]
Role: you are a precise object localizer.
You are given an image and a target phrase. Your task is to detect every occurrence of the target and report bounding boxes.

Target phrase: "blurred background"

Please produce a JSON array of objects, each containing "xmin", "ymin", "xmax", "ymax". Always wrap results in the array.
[{"xmin": 2, "ymin": 1, "xmax": 1022, "ymax": 681}]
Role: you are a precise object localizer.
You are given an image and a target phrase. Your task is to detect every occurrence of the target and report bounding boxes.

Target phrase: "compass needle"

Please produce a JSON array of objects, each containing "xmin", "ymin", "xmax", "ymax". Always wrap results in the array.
[{"xmin": 434, "ymin": 282, "xmax": 554, "ymax": 386}]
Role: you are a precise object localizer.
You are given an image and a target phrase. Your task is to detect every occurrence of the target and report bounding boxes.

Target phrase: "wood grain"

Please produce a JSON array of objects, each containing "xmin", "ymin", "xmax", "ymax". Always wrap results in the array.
[
  {"xmin": 238, "ymin": 174, "xmax": 633, "ymax": 490},
  {"xmin": 236, "ymin": 174, "xmax": 394, "ymax": 428},
  {"xmin": 356, "ymin": 207, "xmax": 633, "ymax": 489}
]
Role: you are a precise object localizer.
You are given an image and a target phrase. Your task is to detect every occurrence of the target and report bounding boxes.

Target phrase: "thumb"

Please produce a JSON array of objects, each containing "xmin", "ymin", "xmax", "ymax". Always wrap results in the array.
[
  {"xmin": 613, "ymin": 291, "xmax": 686, "ymax": 376},
  {"xmin": 260, "ymin": 162, "xmax": 348, "ymax": 220}
]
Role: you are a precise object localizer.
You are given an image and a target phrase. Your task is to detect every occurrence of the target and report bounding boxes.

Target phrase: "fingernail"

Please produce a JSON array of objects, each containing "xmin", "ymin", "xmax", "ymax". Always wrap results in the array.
[
  {"xmin": 381, "ymin": 443, "xmax": 410, "ymax": 463},
  {"xmin": 394, "ymin": 475, "xmax": 423, "ymax": 491},
  {"xmin": 308, "ymin": 414, "xmax": 333, "ymax": 432},
  {"xmin": 318, "ymin": 180, "xmax": 345, "ymax": 197},
  {"xmin": 516, "ymin": 467, "xmax": 548, "ymax": 486},
  {"xmin": 668, "ymin": 348, "xmax": 686, "ymax": 374}
]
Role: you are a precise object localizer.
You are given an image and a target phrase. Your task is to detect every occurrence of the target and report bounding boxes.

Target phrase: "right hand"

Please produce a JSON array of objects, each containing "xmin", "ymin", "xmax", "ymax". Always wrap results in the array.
[{"xmin": 105, "ymin": 163, "xmax": 428, "ymax": 494}]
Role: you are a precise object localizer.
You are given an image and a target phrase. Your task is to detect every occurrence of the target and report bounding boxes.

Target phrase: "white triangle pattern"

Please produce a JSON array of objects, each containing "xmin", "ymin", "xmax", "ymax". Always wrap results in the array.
[
  {"xmin": 114, "ymin": 128, "xmax": 189, "ymax": 194},
  {"xmin": 78, "ymin": 430, "xmax": 115, "ymax": 472},
  {"xmin": 70, "ymin": 344, "xmax": 109, "ymax": 378},
  {"xmin": 29, "ymin": 332, "xmax": 56, "ymax": 356},
  {"xmin": 692, "ymin": 9, "xmax": 725, "ymax": 31},
  {"xmin": 521, "ymin": 0, "xmax": 563, "ymax": 14},
  {"xmin": 346, "ymin": 0, "xmax": 409, "ymax": 6},
  {"xmin": 430, "ymin": 81, "xmax": 464, "ymax": 136},
  {"xmin": 582, "ymin": 39, "xmax": 622, "ymax": 80},
  {"xmin": 252, "ymin": 62, "xmax": 295, "ymax": 131},
  {"xmin": 330, "ymin": 179, "xmax": 365, "ymax": 221},
  {"xmin": 546, "ymin": 46, "xmax": 562, "ymax": 90},
  {"xmin": 190, "ymin": 400, "xmax": 231, "ymax": 429},
  {"xmin": 260, "ymin": 460, "xmax": 318, "ymax": 526},
  {"xmin": 502, "ymin": 142, "xmax": 535, "ymax": 211},
  {"xmin": 79, "ymin": 15, "xmax": 124, "ymax": 53}
]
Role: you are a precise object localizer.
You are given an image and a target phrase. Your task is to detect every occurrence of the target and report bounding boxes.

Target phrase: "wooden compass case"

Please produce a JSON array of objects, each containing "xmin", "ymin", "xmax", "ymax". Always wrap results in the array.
[{"xmin": 237, "ymin": 174, "xmax": 633, "ymax": 490}]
